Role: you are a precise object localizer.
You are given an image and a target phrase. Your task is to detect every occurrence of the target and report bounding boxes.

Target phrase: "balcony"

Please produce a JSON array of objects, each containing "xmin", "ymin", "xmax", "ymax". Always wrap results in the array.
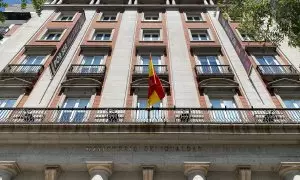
[
  {"xmin": 0, "ymin": 64, "xmax": 44, "ymax": 81},
  {"xmin": 132, "ymin": 65, "xmax": 169, "ymax": 81},
  {"xmin": 0, "ymin": 107, "xmax": 299, "ymax": 124},
  {"xmin": 195, "ymin": 65, "xmax": 234, "ymax": 81},
  {"xmin": 66, "ymin": 65, "xmax": 106, "ymax": 80},
  {"xmin": 257, "ymin": 65, "xmax": 300, "ymax": 82}
]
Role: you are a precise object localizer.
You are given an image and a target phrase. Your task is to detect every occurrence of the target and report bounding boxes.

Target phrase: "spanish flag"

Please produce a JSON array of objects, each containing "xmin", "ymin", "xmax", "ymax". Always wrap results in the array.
[{"xmin": 147, "ymin": 54, "xmax": 165, "ymax": 107}]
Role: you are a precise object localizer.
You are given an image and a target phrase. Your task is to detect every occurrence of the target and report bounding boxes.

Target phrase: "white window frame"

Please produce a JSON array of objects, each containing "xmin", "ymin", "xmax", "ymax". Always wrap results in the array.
[
  {"xmin": 137, "ymin": 53, "xmax": 163, "ymax": 73},
  {"xmin": 91, "ymin": 29, "xmax": 113, "ymax": 41},
  {"xmin": 141, "ymin": 29, "xmax": 162, "ymax": 41},
  {"xmin": 142, "ymin": 12, "xmax": 161, "ymax": 22},
  {"xmin": 40, "ymin": 29, "xmax": 66, "ymax": 41},
  {"xmin": 189, "ymin": 29, "xmax": 212, "ymax": 41},
  {"xmin": 184, "ymin": 12, "xmax": 205, "ymax": 22},
  {"xmin": 0, "ymin": 94, "xmax": 23, "ymax": 120},
  {"xmin": 99, "ymin": 12, "xmax": 119, "ymax": 22}
]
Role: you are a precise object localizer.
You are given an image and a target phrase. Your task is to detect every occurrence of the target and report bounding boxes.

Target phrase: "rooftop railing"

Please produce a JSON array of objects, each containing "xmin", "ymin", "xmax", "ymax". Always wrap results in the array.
[{"xmin": 0, "ymin": 108, "xmax": 299, "ymax": 124}]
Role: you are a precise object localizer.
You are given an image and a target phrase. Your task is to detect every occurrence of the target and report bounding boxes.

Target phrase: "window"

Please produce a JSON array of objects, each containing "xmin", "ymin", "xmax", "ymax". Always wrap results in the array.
[
  {"xmin": 57, "ymin": 14, "xmax": 73, "ymax": 21},
  {"xmin": 142, "ymin": 29, "xmax": 161, "ymax": 41},
  {"xmin": 18, "ymin": 56, "xmax": 45, "ymax": 73},
  {"xmin": 143, "ymin": 13, "xmax": 160, "ymax": 21},
  {"xmin": 190, "ymin": 29, "xmax": 210, "ymax": 41},
  {"xmin": 42, "ymin": 30, "xmax": 63, "ymax": 41},
  {"xmin": 255, "ymin": 56, "xmax": 284, "ymax": 74},
  {"xmin": 100, "ymin": 13, "xmax": 117, "ymax": 21},
  {"xmin": 92, "ymin": 30, "xmax": 112, "ymax": 41},
  {"xmin": 0, "ymin": 99, "xmax": 16, "ymax": 119},
  {"xmin": 197, "ymin": 56, "xmax": 221, "ymax": 73},
  {"xmin": 209, "ymin": 97, "xmax": 240, "ymax": 122},
  {"xmin": 139, "ymin": 55, "xmax": 162, "ymax": 73},
  {"xmin": 186, "ymin": 13, "xmax": 203, "ymax": 21},
  {"xmin": 136, "ymin": 97, "xmax": 163, "ymax": 122},
  {"xmin": 59, "ymin": 98, "xmax": 90, "ymax": 122},
  {"xmin": 80, "ymin": 55, "xmax": 104, "ymax": 73},
  {"xmin": 283, "ymin": 99, "xmax": 300, "ymax": 121}
]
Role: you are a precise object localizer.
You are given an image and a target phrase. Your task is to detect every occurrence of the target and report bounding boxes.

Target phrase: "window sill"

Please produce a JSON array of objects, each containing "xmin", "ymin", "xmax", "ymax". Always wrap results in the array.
[
  {"xmin": 35, "ymin": 40, "xmax": 61, "ymax": 42},
  {"xmin": 139, "ymin": 40, "xmax": 164, "ymax": 43},
  {"xmin": 52, "ymin": 20, "xmax": 74, "ymax": 22},
  {"xmin": 87, "ymin": 40, "xmax": 112, "ymax": 42},
  {"xmin": 190, "ymin": 40, "xmax": 215, "ymax": 42},
  {"xmin": 185, "ymin": 20, "xmax": 207, "ymax": 23},
  {"xmin": 141, "ymin": 20, "xmax": 162, "ymax": 23},
  {"xmin": 96, "ymin": 20, "xmax": 118, "ymax": 23}
]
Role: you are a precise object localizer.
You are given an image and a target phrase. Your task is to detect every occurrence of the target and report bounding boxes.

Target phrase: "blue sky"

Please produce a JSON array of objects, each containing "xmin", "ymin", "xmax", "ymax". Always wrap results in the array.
[{"xmin": 4, "ymin": 0, "xmax": 31, "ymax": 4}]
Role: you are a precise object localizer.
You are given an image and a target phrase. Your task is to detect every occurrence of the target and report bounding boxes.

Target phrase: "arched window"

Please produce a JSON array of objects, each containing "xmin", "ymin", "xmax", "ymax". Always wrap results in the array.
[
  {"xmin": 293, "ymin": 175, "xmax": 300, "ymax": 180},
  {"xmin": 91, "ymin": 175, "xmax": 104, "ymax": 180},
  {"xmin": 193, "ymin": 175, "xmax": 204, "ymax": 180}
]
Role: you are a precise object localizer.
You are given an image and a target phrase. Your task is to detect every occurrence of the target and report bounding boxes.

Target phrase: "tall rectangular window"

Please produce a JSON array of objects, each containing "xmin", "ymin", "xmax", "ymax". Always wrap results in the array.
[
  {"xmin": 142, "ymin": 29, "xmax": 161, "ymax": 41},
  {"xmin": 186, "ymin": 13, "xmax": 203, "ymax": 21},
  {"xmin": 18, "ymin": 56, "xmax": 45, "ymax": 73},
  {"xmin": 190, "ymin": 29, "xmax": 210, "ymax": 41},
  {"xmin": 209, "ymin": 97, "xmax": 240, "ymax": 122},
  {"xmin": 100, "ymin": 13, "xmax": 117, "ymax": 21},
  {"xmin": 143, "ymin": 13, "xmax": 160, "ymax": 21},
  {"xmin": 197, "ymin": 56, "xmax": 221, "ymax": 73},
  {"xmin": 80, "ymin": 55, "xmax": 104, "ymax": 73},
  {"xmin": 139, "ymin": 55, "xmax": 162, "ymax": 73},
  {"xmin": 59, "ymin": 98, "xmax": 90, "ymax": 122},
  {"xmin": 136, "ymin": 97, "xmax": 163, "ymax": 122},
  {"xmin": 0, "ymin": 99, "xmax": 16, "ymax": 119},
  {"xmin": 93, "ymin": 30, "xmax": 112, "ymax": 41},
  {"xmin": 255, "ymin": 56, "xmax": 284, "ymax": 74},
  {"xmin": 42, "ymin": 30, "xmax": 63, "ymax": 41}
]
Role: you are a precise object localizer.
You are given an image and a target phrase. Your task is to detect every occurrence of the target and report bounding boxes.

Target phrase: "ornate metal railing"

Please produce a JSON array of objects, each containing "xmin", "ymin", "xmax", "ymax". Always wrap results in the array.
[
  {"xmin": 0, "ymin": 108, "xmax": 299, "ymax": 124},
  {"xmin": 195, "ymin": 65, "xmax": 233, "ymax": 75},
  {"xmin": 1, "ymin": 64, "xmax": 44, "ymax": 75},
  {"xmin": 68, "ymin": 65, "xmax": 106, "ymax": 75},
  {"xmin": 257, "ymin": 65, "xmax": 299, "ymax": 75},
  {"xmin": 133, "ymin": 65, "xmax": 168, "ymax": 75}
]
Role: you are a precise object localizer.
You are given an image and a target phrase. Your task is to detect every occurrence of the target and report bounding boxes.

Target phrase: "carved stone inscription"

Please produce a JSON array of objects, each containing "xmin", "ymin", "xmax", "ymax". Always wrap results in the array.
[{"xmin": 86, "ymin": 145, "xmax": 202, "ymax": 152}]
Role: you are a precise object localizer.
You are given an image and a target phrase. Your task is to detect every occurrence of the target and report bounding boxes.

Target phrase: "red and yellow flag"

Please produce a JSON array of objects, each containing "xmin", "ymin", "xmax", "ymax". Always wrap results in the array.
[{"xmin": 147, "ymin": 54, "xmax": 165, "ymax": 107}]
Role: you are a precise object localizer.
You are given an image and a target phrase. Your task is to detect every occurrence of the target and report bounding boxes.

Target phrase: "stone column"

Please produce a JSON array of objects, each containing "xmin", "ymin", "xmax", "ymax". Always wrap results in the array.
[
  {"xmin": 184, "ymin": 162, "xmax": 210, "ymax": 180},
  {"xmin": 237, "ymin": 166, "xmax": 251, "ymax": 180},
  {"xmin": 142, "ymin": 165, "xmax": 155, "ymax": 180},
  {"xmin": 45, "ymin": 165, "xmax": 61, "ymax": 180},
  {"xmin": 86, "ymin": 161, "xmax": 113, "ymax": 180},
  {"xmin": 0, "ymin": 161, "xmax": 20, "ymax": 180},
  {"xmin": 279, "ymin": 162, "xmax": 300, "ymax": 180}
]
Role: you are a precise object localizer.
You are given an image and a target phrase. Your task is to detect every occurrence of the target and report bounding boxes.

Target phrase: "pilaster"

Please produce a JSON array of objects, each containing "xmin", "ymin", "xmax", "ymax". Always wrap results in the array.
[
  {"xmin": 236, "ymin": 166, "xmax": 251, "ymax": 180},
  {"xmin": 45, "ymin": 165, "xmax": 61, "ymax": 180},
  {"xmin": 142, "ymin": 165, "xmax": 155, "ymax": 180}
]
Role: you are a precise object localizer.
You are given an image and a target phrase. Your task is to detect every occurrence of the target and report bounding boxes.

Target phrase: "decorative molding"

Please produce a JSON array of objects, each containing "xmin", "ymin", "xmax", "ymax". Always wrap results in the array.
[
  {"xmin": 279, "ymin": 162, "xmax": 300, "ymax": 179},
  {"xmin": 0, "ymin": 161, "xmax": 20, "ymax": 178},
  {"xmin": 184, "ymin": 162, "xmax": 210, "ymax": 176},
  {"xmin": 86, "ymin": 161, "xmax": 113, "ymax": 177}
]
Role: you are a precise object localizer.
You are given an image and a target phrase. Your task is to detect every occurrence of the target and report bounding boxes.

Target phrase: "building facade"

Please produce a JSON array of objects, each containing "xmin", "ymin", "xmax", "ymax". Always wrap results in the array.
[{"xmin": 0, "ymin": 0, "xmax": 300, "ymax": 180}]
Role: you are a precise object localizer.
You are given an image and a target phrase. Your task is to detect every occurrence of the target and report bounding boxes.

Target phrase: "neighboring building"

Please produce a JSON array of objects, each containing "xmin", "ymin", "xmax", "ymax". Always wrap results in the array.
[
  {"xmin": 0, "ymin": 0, "xmax": 299, "ymax": 180},
  {"xmin": 0, "ymin": 5, "xmax": 33, "ymax": 44}
]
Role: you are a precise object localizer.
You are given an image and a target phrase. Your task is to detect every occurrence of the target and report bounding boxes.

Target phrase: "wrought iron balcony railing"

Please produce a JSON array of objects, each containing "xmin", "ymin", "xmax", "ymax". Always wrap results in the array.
[
  {"xmin": 195, "ymin": 65, "xmax": 234, "ymax": 80},
  {"xmin": 67, "ymin": 65, "xmax": 106, "ymax": 79},
  {"xmin": 133, "ymin": 65, "xmax": 168, "ymax": 76},
  {"xmin": 257, "ymin": 65, "xmax": 300, "ymax": 81},
  {"xmin": 1, "ymin": 64, "xmax": 44, "ymax": 76},
  {"xmin": 257, "ymin": 65, "xmax": 299, "ymax": 75},
  {"xmin": 0, "ymin": 108, "xmax": 299, "ymax": 124}
]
